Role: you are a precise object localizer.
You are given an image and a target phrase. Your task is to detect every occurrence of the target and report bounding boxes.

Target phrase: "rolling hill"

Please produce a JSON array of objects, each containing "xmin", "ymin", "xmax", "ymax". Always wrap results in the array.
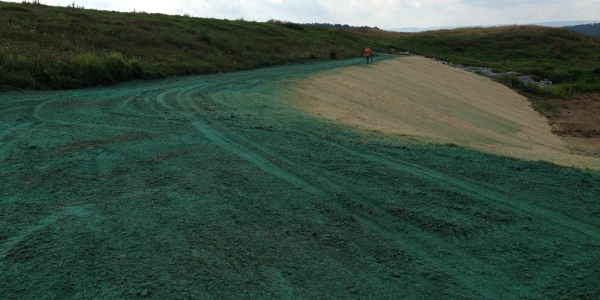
[
  {"xmin": 0, "ymin": 1, "xmax": 599, "ymax": 99},
  {"xmin": 564, "ymin": 23, "xmax": 600, "ymax": 38}
]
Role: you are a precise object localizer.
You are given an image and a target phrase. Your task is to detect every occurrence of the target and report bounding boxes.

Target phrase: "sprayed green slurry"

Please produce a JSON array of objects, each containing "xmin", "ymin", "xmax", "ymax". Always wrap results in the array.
[
  {"xmin": 1, "ymin": 58, "xmax": 600, "ymax": 299},
  {"xmin": 332, "ymin": 142, "xmax": 600, "ymax": 239},
  {"xmin": 0, "ymin": 123, "xmax": 32, "ymax": 159},
  {"xmin": 191, "ymin": 121, "xmax": 324, "ymax": 197},
  {"xmin": 0, "ymin": 205, "xmax": 92, "ymax": 259}
]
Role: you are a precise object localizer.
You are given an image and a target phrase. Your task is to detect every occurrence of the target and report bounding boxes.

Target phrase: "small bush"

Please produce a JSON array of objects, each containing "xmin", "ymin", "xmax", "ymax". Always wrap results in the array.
[
  {"xmin": 21, "ymin": 0, "xmax": 41, "ymax": 5},
  {"xmin": 102, "ymin": 51, "xmax": 133, "ymax": 82},
  {"xmin": 54, "ymin": 51, "xmax": 136, "ymax": 88},
  {"xmin": 162, "ymin": 33, "xmax": 184, "ymax": 47},
  {"xmin": 284, "ymin": 22, "xmax": 304, "ymax": 31},
  {"xmin": 494, "ymin": 75, "xmax": 523, "ymax": 90},
  {"xmin": 530, "ymin": 98, "xmax": 559, "ymax": 114},
  {"xmin": 214, "ymin": 36, "xmax": 240, "ymax": 54},
  {"xmin": 199, "ymin": 31, "xmax": 212, "ymax": 44},
  {"xmin": 129, "ymin": 59, "xmax": 145, "ymax": 78},
  {"xmin": 530, "ymin": 68, "xmax": 585, "ymax": 84},
  {"xmin": 329, "ymin": 50, "xmax": 338, "ymax": 60},
  {"xmin": 267, "ymin": 19, "xmax": 304, "ymax": 31}
]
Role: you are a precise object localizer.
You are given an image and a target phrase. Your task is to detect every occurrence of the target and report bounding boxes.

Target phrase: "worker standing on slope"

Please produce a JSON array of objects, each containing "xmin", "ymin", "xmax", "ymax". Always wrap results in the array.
[{"xmin": 364, "ymin": 46, "xmax": 372, "ymax": 65}]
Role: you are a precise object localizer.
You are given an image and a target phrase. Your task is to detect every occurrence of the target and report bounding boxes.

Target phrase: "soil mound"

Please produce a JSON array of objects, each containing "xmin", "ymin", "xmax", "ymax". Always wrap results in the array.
[{"xmin": 286, "ymin": 56, "xmax": 600, "ymax": 171}]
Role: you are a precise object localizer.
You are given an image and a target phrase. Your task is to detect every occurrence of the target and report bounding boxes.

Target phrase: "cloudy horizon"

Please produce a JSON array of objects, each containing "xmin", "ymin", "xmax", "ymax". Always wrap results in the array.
[{"xmin": 5, "ymin": 0, "xmax": 600, "ymax": 29}]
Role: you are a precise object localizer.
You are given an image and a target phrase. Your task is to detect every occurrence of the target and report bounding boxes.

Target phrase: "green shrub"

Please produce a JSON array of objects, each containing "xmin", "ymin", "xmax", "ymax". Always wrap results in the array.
[
  {"xmin": 69, "ymin": 52, "xmax": 103, "ymax": 86},
  {"xmin": 494, "ymin": 75, "xmax": 523, "ymax": 90},
  {"xmin": 130, "ymin": 59, "xmax": 145, "ymax": 78},
  {"xmin": 214, "ymin": 36, "xmax": 240, "ymax": 54},
  {"xmin": 102, "ymin": 51, "xmax": 133, "ymax": 82},
  {"xmin": 267, "ymin": 19, "xmax": 304, "ymax": 31},
  {"xmin": 53, "ymin": 51, "xmax": 135, "ymax": 88},
  {"xmin": 329, "ymin": 50, "xmax": 338, "ymax": 60},
  {"xmin": 199, "ymin": 31, "xmax": 212, "ymax": 44}
]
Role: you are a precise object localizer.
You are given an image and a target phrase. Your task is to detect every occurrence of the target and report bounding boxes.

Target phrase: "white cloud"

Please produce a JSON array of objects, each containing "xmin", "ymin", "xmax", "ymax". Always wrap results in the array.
[{"xmin": 4, "ymin": 0, "xmax": 600, "ymax": 28}]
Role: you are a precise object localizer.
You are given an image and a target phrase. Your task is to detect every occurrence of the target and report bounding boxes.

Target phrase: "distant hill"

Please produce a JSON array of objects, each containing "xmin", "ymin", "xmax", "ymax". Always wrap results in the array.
[
  {"xmin": 302, "ymin": 23, "xmax": 379, "ymax": 30},
  {"xmin": 564, "ymin": 23, "xmax": 600, "ymax": 38},
  {"xmin": 388, "ymin": 21, "xmax": 600, "ymax": 33}
]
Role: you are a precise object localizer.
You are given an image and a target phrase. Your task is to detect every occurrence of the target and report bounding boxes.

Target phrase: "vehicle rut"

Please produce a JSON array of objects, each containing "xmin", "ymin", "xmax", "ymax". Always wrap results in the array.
[{"xmin": 1, "ymin": 58, "xmax": 599, "ymax": 299}]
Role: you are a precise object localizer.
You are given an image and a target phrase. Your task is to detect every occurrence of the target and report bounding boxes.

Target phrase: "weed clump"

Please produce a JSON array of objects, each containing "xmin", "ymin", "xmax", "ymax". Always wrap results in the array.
[
  {"xmin": 199, "ymin": 32, "xmax": 212, "ymax": 44},
  {"xmin": 329, "ymin": 50, "xmax": 338, "ymax": 60},
  {"xmin": 267, "ymin": 19, "xmax": 305, "ymax": 31},
  {"xmin": 0, "ymin": 50, "xmax": 145, "ymax": 89},
  {"xmin": 0, "ymin": 2, "xmax": 374, "ymax": 90}
]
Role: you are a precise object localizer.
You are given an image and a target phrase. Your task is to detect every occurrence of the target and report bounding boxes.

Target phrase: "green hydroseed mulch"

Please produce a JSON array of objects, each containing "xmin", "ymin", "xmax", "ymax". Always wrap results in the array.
[{"xmin": 1, "ymin": 58, "xmax": 599, "ymax": 299}]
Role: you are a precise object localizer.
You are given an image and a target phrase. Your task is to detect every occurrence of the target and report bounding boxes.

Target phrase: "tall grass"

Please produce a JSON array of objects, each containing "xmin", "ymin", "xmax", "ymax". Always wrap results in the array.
[
  {"xmin": 0, "ymin": 2, "xmax": 381, "ymax": 90},
  {"xmin": 0, "ymin": 50, "xmax": 146, "ymax": 89},
  {"xmin": 1, "ymin": 1, "xmax": 599, "ymax": 96},
  {"xmin": 538, "ymin": 81, "xmax": 600, "ymax": 98},
  {"xmin": 492, "ymin": 74, "xmax": 600, "ymax": 114},
  {"xmin": 494, "ymin": 72, "xmax": 600, "ymax": 99}
]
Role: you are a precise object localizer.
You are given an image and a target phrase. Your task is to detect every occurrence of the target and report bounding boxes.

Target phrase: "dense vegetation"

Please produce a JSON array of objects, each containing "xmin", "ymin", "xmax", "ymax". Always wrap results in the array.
[
  {"xmin": 564, "ymin": 23, "xmax": 600, "ymax": 38},
  {"xmin": 1, "ymin": 1, "xmax": 599, "ymax": 105},
  {"xmin": 302, "ymin": 23, "xmax": 379, "ymax": 29},
  {"xmin": 0, "ymin": 2, "xmax": 371, "ymax": 89},
  {"xmin": 389, "ymin": 26, "xmax": 600, "ymax": 99}
]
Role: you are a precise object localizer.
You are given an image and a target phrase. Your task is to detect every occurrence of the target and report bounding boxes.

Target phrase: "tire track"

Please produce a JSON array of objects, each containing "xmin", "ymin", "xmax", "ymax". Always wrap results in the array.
[
  {"xmin": 0, "ymin": 123, "xmax": 32, "ymax": 161},
  {"xmin": 174, "ymin": 77, "xmax": 598, "ymax": 297},
  {"xmin": 0, "ymin": 205, "xmax": 92, "ymax": 260},
  {"xmin": 323, "ymin": 138, "xmax": 600, "ymax": 240},
  {"xmin": 163, "ymin": 82, "xmax": 520, "ymax": 298},
  {"xmin": 32, "ymin": 89, "xmax": 133, "ymax": 125},
  {"xmin": 2, "ymin": 58, "xmax": 597, "ymax": 299},
  {"xmin": 151, "ymin": 83, "xmax": 326, "ymax": 196},
  {"xmin": 191, "ymin": 121, "xmax": 325, "ymax": 196},
  {"xmin": 0, "ymin": 123, "xmax": 31, "ymax": 141}
]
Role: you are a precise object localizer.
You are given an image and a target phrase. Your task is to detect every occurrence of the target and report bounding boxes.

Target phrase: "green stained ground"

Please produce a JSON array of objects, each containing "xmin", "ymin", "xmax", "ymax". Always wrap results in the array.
[{"xmin": 1, "ymin": 58, "xmax": 599, "ymax": 299}]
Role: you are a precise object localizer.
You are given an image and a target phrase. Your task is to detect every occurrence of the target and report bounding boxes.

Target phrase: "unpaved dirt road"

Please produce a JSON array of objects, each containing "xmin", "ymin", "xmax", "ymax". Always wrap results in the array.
[
  {"xmin": 287, "ymin": 56, "xmax": 600, "ymax": 171},
  {"xmin": 1, "ymin": 57, "xmax": 599, "ymax": 299}
]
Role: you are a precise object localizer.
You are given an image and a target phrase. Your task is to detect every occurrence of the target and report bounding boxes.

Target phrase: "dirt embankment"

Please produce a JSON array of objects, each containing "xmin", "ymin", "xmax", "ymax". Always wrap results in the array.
[
  {"xmin": 285, "ymin": 56, "xmax": 600, "ymax": 171},
  {"xmin": 549, "ymin": 93, "xmax": 600, "ymax": 158}
]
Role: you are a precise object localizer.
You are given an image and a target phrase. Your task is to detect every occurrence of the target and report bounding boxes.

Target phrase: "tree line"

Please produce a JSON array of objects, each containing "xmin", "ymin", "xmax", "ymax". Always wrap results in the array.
[{"xmin": 564, "ymin": 23, "xmax": 600, "ymax": 38}]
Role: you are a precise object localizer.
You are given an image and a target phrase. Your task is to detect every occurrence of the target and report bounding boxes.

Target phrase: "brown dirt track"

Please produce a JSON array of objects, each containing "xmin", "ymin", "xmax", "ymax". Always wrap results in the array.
[{"xmin": 286, "ymin": 56, "xmax": 600, "ymax": 171}]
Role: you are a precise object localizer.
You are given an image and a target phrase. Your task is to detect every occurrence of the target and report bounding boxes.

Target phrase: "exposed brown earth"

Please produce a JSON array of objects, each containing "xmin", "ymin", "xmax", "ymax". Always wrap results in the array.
[
  {"xmin": 549, "ymin": 93, "xmax": 600, "ymax": 158},
  {"xmin": 285, "ymin": 56, "xmax": 600, "ymax": 171}
]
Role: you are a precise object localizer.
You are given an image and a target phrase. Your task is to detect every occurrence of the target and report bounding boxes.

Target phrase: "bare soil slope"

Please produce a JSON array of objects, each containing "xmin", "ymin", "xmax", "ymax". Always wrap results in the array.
[
  {"xmin": 550, "ymin": 93, "xmax": 600, "ymax": 158},
  {"xmin": 286, "ymin": 56, "xmax": 600, "ymax": 171}
]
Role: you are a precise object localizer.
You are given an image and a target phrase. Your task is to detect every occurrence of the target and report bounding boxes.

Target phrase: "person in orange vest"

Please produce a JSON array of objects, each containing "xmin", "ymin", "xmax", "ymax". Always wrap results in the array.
[{"xmin": 364, "ymin": 46, "xmax": 372, "ymax": 65}]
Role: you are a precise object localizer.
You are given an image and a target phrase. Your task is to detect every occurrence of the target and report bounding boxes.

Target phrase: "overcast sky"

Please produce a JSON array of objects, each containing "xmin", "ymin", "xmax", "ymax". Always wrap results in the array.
[{"xmin": 7, "ymin": 0, "xmax": 600, "ymax": 29}]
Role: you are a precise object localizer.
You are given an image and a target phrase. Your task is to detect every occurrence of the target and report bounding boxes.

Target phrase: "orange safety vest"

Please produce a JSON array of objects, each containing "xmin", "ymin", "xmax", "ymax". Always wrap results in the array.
[{"xmin": 364, "ymin": 48, "xmax": 372, "ymax": 57}]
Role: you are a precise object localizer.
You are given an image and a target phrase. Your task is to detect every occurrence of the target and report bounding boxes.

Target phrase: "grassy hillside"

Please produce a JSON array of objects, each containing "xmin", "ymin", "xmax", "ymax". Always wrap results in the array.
[
  {"xmin": 1, "ymin": 1, "xmax": 600, "ymax": 101},
  {"xmin": 0, "ymin": 2, "xmax": 376, "ymax": 89},
  {"xmin": 386, "ymin": 26, "xmax": 600, "ymax": 98}
]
